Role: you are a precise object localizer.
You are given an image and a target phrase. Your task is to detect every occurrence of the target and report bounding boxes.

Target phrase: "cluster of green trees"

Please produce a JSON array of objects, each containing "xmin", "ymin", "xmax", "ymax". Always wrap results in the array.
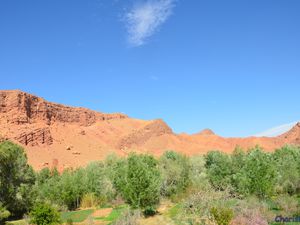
[
  {"xmin": 205, "ymin": 146, "xmax": 300, "ymax": 198},
  {"xmin": 1, "ymin": 140, "xmax": 300, "ymax": 224}
]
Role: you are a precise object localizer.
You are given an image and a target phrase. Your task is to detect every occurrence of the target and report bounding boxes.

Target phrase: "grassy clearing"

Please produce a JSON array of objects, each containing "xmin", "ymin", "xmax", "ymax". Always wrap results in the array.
[
  {"xmin": 5, "ymin": 220, "xmax": 27, "ymax": 225},
  {"xmin": 94, "ymin": 205, "xmax": 128, "ymax": 222},
  {"xmin": 61, "ymin": 209, "xmax": 94, "ymax": 223}
]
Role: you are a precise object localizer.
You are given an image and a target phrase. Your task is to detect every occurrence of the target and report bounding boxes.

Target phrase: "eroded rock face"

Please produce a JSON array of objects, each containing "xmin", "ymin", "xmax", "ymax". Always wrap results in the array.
[
  {"xmin": 118, "ymin": 119, "xmax": 173, "ymax": 150},
  {"xmin": 0, "ymin": 90, "xmax": 128, "ymax": 146},
  {"xmin": 0, "ymin": 90, "xmax": 127, "ymax": 126},
  {"xmin": 196, "ymin": 129, "xmax": 215, "ymax": 136},
  {"xmin": 15, "ymin": 127, "xmax": 53, "ymax": 146},
  {"xmin": 279, "ymin": 122, "xmax": 300, "ymax": 145}
]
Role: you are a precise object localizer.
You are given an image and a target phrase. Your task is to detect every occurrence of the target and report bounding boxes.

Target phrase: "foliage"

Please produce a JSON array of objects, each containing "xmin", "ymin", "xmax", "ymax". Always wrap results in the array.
[
  {"xmin": 0, "ymin": 203, "xmax": 10, "ymax": 221},
  {"xmin": 3, "ymin": 140, "xmax": 300, "ymax": 224},
  {"xmin": 210, "ymin": 206, "xmax": 233, "ymax": 225},
  {"xmin": 205, "ymin": 151, "xmax": 233, "ymax": 190},
  {"xmin": 111, "ymin": 208, "xmax": 140, "ymax": 225},
  {"xmin": 273, "ymin": 195, "xmax": 299, "ymax": 216},
  {"xmin": 189, "ymin": 155, "xmax": 209, "ymax": 188},
  {"xmin": 36, "ymin": 161, "xmax": 115, "ymax": 210},
  {"xmin": 0, "ymin": 141, "xmax": 36, "ymax": 217},
  {"xmin": 231, "ymin": 197, "xmax": 271, "ymax": 225},
  {"xmin": 114, "ymin": 153, "xmax": 161, "ymax": 214},
  {"xmin": 272, "ymin": 145, "xmax": 300, "ymax": 195},
  {"xmin": 237, "ymin": 147, "xmax": 277, "ymax": 198},
  {"xmin": 183, "ymin": 189, "xmax": 231, "ymax": 217},
  {"xmin": 80, "ymin": 193, "xmax": 100, "ymax": 209},
  {"xmin": 159, "ymin": 151, "xmax": 191, "ymax": 197},
  {"xmin": 29, "ymin": 203, "xmax": 61, "ymax": 225}
]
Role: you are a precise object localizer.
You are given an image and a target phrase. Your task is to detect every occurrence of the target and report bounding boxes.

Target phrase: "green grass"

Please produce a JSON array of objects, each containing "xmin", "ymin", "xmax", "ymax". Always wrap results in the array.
[
  {"xmin": 5, "ymin": 220, "xmax": 27, "ymax": 225},
  {"xmin": 168, "ymin": 204, "xmax": 181, "ymax": 220},
  {"xmin": 94, "ymin": 205, "xmax": 128, "ymax": 224},
  {"xmin": 61, "ymin": 209, "xmax": 94, "ymax": 223}
]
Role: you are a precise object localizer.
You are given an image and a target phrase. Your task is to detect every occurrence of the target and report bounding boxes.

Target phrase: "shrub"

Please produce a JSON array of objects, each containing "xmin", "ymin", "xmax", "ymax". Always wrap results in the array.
[
  {"xmin": 189, "ymin": 155, "xmax": 209, "ymax": 188},
  {"xmin": 36, "ymin": 161, "xmax": 115, "ymax": 210},
  {"xmin": 0, "ymin": 203, "xmax": 10, "ymax": 221},
  {"xmin": 159, "ymin": 151, "xmax": 190, "ymax": 197},
  {"xmin": 236, "ymin": 147, "xmax": 277, "ymax": 198},
  {"xmin": 111, "ymin": 208, "xmax": 140, "ymax": 225},
  {"xmin": 210, "ymin": 206, "xmax": 233, "ymax": 225},
  {"xmin": 114, "ymin": 153, "xmax": 161, "ymax": 214},
  {"xmin": 205, "ymin": 151, "xmax": 233, "ymax": 190},
  {"xmin": 80, "ymin": 193, "xmax": 100, "ymax": 209},
  {"xmin": 30, "ymin": 203, "xmax": 61, "ymax": 225},
  {"xmin": 232, "ymin": 197, "xmax": 272, "ymax": 225},
  {"xmin": 273, "ymin": 195, "xmax": 299, "ymax": 216},
  {"xmin": 183, "ymin": 188, "xmax": 231, "ymax": 219},
  {"xmin": 0, "ymin": 141, "xmax": 36, "ymax": 217},
  {"xmin": 273, "ymin": 145, "xmax": 300, "ymax": 195}
]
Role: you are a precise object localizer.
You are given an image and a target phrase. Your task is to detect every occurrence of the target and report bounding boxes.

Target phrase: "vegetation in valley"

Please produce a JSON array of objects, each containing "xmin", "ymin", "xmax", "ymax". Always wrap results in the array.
[{"xmin": 1, "ymin": 140, "xmax": 300, "ymax": 224}]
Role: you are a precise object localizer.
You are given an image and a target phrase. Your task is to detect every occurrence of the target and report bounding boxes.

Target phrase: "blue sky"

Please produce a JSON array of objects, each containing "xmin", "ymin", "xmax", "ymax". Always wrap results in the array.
[{"xmin": 0, "ymin": 0, "xmax": 299, "ymax": 137}]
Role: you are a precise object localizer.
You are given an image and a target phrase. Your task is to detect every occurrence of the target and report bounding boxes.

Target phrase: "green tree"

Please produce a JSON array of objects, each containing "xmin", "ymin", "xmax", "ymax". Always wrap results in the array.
[
  {"xmin": 0, "ymin": 141, "xmax": 36, "ymax": 217},
  {"xmin": 159, "ymin": 151, "xmax": 190, "ymax": 197},
  {"xmin": 205, "ymin": 151, "xmax": 232, "ymax": 190},
  {"xmin": 238, "ymin": 147, "xmax": 277, "ymax": 198},
  {"xmin": 273, "ymin": 145, "xmax": 300, "ymax": 195},
  {"xmin": 114, "ymin": 153, "xmax": 161, "ymax": 214},
  {"xmin": 30, "ymin": 203, "xmax": 61, "ymax": 225}
]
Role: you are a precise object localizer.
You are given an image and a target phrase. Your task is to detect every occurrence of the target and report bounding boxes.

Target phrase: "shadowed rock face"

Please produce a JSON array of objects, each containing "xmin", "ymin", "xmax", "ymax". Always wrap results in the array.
[
  {"xmin": 196, "ymin": 129, "xmax": 215, "ymax": 136},
  {"xmin": 279, "ymin": 122, "xmax": 300, "ymax": 145},
  {"xmin": 118, "ymin": 119, "xmax": 173, "ymax": 150},
  {"xmin": 0, "ymin": 90, "xmax": 299, "ymax": 170},
  {"xmin": 0, "ymin": 90, "xmax": 127, "ymax": 126}
]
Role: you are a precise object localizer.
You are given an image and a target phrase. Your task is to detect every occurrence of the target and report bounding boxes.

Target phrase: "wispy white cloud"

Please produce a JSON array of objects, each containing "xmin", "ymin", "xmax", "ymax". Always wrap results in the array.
[
  {"xmin": 124, "ymin": 0, "xmax": 175, "ymax": 46},
  {"xmin": 150, "ymin": 75, "xmax": 159, "ymax": 81},
  {"xmin": 253, "ymin": 121, "xmax": 298, "ymax": 137}
]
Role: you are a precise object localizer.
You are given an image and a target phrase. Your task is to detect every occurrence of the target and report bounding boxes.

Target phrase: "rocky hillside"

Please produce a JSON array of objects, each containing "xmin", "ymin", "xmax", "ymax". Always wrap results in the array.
[{"xmin": 0, "ymin": 90, "xmax": 299, "ymax": 170}]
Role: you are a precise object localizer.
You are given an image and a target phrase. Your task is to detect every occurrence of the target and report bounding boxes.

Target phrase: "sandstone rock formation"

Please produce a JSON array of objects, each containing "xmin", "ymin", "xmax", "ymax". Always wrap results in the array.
[
  {"xmin": 118, "ymin": 119, "xmax": 173, "ymax": 150},
  {"xmin": 0, "ymin": 90, "xmax": 299, "ymax": 170}
]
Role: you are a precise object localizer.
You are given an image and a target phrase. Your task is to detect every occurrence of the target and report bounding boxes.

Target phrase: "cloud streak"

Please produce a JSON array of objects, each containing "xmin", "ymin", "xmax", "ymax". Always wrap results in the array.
[
  {"xmin": 253, "ymin": 121, "xmax": 298, "ymax": 137},
  {"xmin": 125, "ymin": 0, "xmax": 175, "ymax": 46}
]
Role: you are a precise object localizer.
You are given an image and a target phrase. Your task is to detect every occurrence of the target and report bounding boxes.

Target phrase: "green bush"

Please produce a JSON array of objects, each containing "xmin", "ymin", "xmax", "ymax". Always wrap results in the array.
[
  {"xmin": 0, "ymin": 141, "xmax": 36, "ymax": 217},
  {"xmin": 189, "ymin": 155, "xmax": 209, "ymax": 188},
  {"xmin": 36, "ymin": 161, "xmax": 115, "ymax": 210},
  {"xmin": 114, "ymin": 153, "xmax": 161, "ymax": 214},
  {"xmin": 29, "ymin": 203, "xmax": 61, "ymax": 225},
  {"xmin": 205, "ymin": 151, "xmax": 233, "ymax": 190},
  {"xmin": 210, "ymin": 206, "xmax": 233, "ymax": 225},
  {"xmin": 159, "ymin": 151, "xmax": 190, "ymax": 197},
  {"xmin": 0, "ymin": 203, "xmax": 10, "ymax": 221},
  {"xmin": 273, "ymin": 145, "xmax": 300, "ymax": 195},
  {"xmin": 111, "ymin": 208, "xmax": 140, "ymax": 225},
  {"xmin": 238, "ymin": 147, "xmax": 277, "ymax": 198}
]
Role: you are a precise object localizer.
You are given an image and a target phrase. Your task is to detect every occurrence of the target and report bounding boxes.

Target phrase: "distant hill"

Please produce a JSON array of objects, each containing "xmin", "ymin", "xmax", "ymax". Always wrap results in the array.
[{"xmin": 1, "ymin": 90, "xmax": 299, "ymax": 170}]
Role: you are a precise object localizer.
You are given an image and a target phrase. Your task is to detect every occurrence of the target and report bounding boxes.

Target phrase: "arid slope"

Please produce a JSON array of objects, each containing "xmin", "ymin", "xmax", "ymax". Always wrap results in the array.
[{"xmin": 0, "ymin": 90, "xmax": 299, "ymax": 170}]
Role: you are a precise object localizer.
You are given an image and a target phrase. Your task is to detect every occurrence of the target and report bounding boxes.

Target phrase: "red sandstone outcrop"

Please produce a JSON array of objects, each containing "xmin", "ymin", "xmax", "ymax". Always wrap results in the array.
[
  {"xmin": 0, "ymin": 90, "xmax": 127, "ymax": 147},
  {"xmin": 195, "ymin": 129, "xmax": 215, "ymax": 136},
  {"xmin": 15, "ymin": 127, "xmax": 53, "ymax": 146},
  {"xmin": 0, "ymin": 90, "xmax": 127, "ymax": 126},
  {"xmin": 0, "ymin": 90, "xmax": 299, "ymax": 170},
  {"xmin": 279, "ymin": 122, "xmax": 300, "ymax": 144},
  {"xmin": 118, "ymin": 119, "xmax": 173, "ymax": 150}
]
